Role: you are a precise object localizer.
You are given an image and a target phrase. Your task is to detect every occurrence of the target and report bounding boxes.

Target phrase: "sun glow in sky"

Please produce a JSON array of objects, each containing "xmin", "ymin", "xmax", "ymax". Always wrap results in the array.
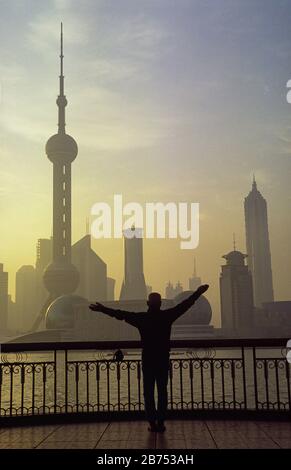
[{"xmin": 1, "ymin": 0, "xmax": 291, "ymax": 325}]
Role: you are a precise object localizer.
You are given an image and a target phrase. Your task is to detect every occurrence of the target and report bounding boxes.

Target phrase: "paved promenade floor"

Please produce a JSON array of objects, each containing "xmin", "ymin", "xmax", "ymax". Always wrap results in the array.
[{"xmin": 0, "ymin": 419, "xmax": 291, "ymax": 449}]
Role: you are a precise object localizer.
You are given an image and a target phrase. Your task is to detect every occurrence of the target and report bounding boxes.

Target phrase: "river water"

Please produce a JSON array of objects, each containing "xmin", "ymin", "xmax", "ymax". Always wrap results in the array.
[{"xmin": 0, "ymin": 348, "xmax": 289, "ymax": 415}]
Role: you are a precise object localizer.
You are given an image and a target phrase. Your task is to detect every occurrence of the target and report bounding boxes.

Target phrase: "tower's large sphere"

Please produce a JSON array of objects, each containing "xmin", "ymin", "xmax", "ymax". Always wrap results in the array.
[
  {"xmin": 43, "ymin": 261, "xmax": 79, "ymax": 297},
  {"xmin": 174, "ymin": 291, "xmax": 212, "ymax": 325},
  {"xmin": 46, "ymin": 133, "xmax": 78, "ymax": 163},
  {"xmin": 46, "ymin": 294, "xmax": 88, "ymax": 329}
]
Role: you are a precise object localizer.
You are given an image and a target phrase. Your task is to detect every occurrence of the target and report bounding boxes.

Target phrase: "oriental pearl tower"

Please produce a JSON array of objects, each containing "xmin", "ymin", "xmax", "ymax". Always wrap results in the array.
[{"xmin": 32, "ymin": 24, "xmax": 79, "ymax": 330}]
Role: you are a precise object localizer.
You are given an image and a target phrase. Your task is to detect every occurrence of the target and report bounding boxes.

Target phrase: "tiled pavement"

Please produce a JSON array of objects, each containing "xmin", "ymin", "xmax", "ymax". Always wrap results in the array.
[{"xmin": 0, "ymin": 420, "xmax": 290, "ymax": 449}]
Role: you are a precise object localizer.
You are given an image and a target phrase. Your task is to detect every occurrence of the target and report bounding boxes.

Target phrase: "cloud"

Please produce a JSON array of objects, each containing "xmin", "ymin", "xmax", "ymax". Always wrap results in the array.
[
  {"xmin": 53, "ymin": 0, "xmax": 72, "ymax": 10},
  {"xmin": 86, "ymin": 57, "xmax": 145, "ymax": 83},
  {"xmin": 0, "ymin": 63, "xmax": 28, "ymax": 85},
  {"xmin": 0, "ymin": 5, "xmax": 173, "ymax": 152},
  {"xmin": 115, "ymin": 16, "xmax": 170, "ymax": 60},
  {"xmin": 27, "ymin": 11, "xmax": 90, "ymax": 55},
  {"xmin": 69, "ymin": 84, "xmax": 175, "ymax": 151}
]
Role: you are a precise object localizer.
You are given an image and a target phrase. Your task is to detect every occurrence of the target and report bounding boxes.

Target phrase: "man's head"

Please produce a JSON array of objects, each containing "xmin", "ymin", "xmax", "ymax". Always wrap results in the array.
[{"xmin": 147, "ymin": 292, "xmax": 162, "ymax": 310}]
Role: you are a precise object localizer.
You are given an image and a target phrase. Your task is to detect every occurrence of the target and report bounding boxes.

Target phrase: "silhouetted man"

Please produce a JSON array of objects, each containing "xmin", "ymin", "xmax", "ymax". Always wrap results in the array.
[{"xmin": 89, "ymin": 284, "xmax": 209, "ymax": 432}]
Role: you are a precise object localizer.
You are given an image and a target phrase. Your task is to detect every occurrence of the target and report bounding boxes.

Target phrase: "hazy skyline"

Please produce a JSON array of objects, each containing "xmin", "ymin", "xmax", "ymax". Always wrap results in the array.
[{"xmin": 1, "ymin": 0, "xmax": 291, "ymax": 325}]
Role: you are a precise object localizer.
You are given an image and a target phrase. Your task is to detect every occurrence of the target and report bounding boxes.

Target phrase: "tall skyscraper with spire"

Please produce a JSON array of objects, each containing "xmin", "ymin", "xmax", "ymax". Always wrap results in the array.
[
  {"xmin": 244, "ymin": 177, "xmax": 274, "ymax": 308},
  {"xmin": 220, "ymin": 245, "xmax": 254, "ymax": 332},
  {"xmin": 119, "ymin": 227, "xmax": 147, "ymax": 300},
  {"xmin": 33, "ymin": 24, "xmax": 79, "ymax": 330},
  {"xmin": 188, "ymin": 258, "xmax": 201, "ymax": 291},
  {"xmin": 0, "ymin": 264, "xmax": 8, "ymax": 332}
]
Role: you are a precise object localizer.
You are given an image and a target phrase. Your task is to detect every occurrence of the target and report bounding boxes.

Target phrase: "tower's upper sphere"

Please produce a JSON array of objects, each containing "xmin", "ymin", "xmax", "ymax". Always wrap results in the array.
[
  {"xmin": 45, "ymin": 294, "xmax": 88, "ymax": 329},
  {"xmin": 46, "ymin": 133, "xmax": 78, "ymax": 163},
  {"xmin": 43, "ymin": 261, "xmax": 79, "ymax": 297},
  {"xmin": 174, "ymin": 291, "xmax": 212, "ymax": 325}
]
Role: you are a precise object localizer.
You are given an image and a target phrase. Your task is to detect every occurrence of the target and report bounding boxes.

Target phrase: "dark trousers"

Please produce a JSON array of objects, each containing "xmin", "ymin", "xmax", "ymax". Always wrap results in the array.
[{"xmin": 142, "ymin": 355, "xmax": 169, "ymax": 423}]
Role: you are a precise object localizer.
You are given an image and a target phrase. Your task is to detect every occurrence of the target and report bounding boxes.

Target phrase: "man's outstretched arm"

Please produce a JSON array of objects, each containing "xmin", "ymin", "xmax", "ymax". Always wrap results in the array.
[
  {"xmin": 89, "ymin": 302, "xmax": 141, "ymax": 327},
  {"xmin": 167, "ymin": 284, "xmax": 209, "ymax": 322}
]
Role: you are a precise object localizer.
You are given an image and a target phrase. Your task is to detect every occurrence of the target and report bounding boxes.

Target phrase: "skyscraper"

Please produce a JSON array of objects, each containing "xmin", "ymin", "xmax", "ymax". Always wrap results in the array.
[
  {"xmin": 16, "ymin": 265, "xmax": 36, "ymax": 331},
  {"xmin": 220, "ymin": 247, "xmax": 254, "ymax": 333},
  {"xmin": 72, "ymin": 235, "xmax": 107, "ymax": 301},
  {"xmin": 119, "ymin": 227, "xmax": 147, "ymax": 300},
  {"xmin": 188, "ymin": 258, "xmax": 201, "ymax": 291},
  {"xmin": 244, "ymin": 178, "xmax": 274, "ymax": 308},
  {"xmin": 36, "ymin": 238, "xmax": 53, "ymax": 273},
  {"xmin": 174, "ymin": 281, "xmax": 183, "ymax": 296},
  {"xmin": 165, "ymin": 281, "xmax": 184, "ymax": 299},
  {"xmin": 165, "ymin": 281, "xmax": 175, "ymax": 299},
  {"xmin": 107, "ymin": 277, "xmax": 116, "ymax": 301},
  {"xmin": 0, "ymin": 264, "xmax": 8, "ymax": 332},
  {"xmin": 33, "ymin": 24, "xmax": 79, "ymax": 330}
]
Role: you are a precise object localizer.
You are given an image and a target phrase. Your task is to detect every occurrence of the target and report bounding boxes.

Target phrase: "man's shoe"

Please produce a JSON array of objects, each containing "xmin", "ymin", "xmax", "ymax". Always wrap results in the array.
[
  {"xmin": 148, "ymin": 421, "xmax": 157, "ymax": 432},
  {"xmin": 156, "ymin": 422, "xmax": 166, "ymax": 432}
]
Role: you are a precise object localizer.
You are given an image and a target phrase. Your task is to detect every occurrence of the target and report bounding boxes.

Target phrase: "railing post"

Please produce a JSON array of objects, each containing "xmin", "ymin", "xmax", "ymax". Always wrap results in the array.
[
  {"xmin": 286, "ymin": 361, "xmax": 291, "ymax": 411},
  {"xmin": 169, "ymin": 360, "xmax": 173, "ymax": 411},
  {"xmin": 0, "ymin": 364, "xmax": 2, "ymax": 416},
  {"xmin": 96, "ymin": 361, "xmax": 100, "ymax": 412},
  {"xmin": 127, "ymin": 361, "xmax": 131, "ymax": 412},
  {"xmin": 252, "ymin": 347, "xmax": 259, "ymax": 410},
  {"xmin": 9, "ymin": 365, "xmax": 13, "ymax": 415},
  {"xmin": 137, "ymin": 361, "xmax": 141, "ymax": 411},
  {"xmin": 221, "ymin": 359, "xmax": 225, "ymax": 410},
  {"xmin": 65, "ymin": 349, "xmax": 68, "ymax": 414},
  {"xmin": 106, "ymin": 361, "xmax": 110, "ymax": 411},
  {"xmin": 189, "ymin": 359, "xmax": 194, "ymax": 410},
  {"xmin": 54, "ymin": 350, "xmax": 57, "ymax": 414},
  {"xmin": 117, "ymin": 362, "xmax": 121, "ymax": 412},
  {"xmin": 210, "ymin": 359, "xmax": 215, "ymax": 407},
  {"xmin": 86, "ymin": 362, "xmax": 90, "ymax": 413},
  {"xmin": 264, "ymin": 359, "xmax": 269, "ymax": 410},
  {"xmin": 241, "ymin": 346, "xmax": 247, "ymax": 409},
  {"xmin": 200, "ymin": 359, "xmax": 204, "ymax": 409},
  {"xmin": 20, "ymin": 364, "xmax": 25, "ymax": 416},
  {"xmin": 75, "ymin": 362, "xmax": 79, "ymax": 413},
  {"xmin": 275, "ymin": 359, "xmax": 280, "ymax": 410},
  {"xmin": 179, "ymin": 359, "xmax": 184, "ymax": 410}
]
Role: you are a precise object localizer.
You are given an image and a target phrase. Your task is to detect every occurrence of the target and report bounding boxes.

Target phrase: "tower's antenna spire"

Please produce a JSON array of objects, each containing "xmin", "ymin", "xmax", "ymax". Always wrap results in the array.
[
  {"xmin": 57, "ymin": 22, "xmax": 67, "ymax": 134},
  {"xmin": 233, "ymin": 233, "xmax": 236, "ymax": 251},
  {"xmin": 60, "ymin": 22, "xmax": 64, "ymax": 80},
  {"xmin": 193, "ymin": 257, "xmax": 197, "ymax": 277},
  {"xmin": 252, "ymin": 173, "xmax": 257, "ymax": 190}
]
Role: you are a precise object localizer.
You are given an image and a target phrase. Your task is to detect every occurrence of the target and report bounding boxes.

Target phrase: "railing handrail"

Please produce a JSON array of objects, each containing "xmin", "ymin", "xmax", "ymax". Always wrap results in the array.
[{"xmin": 1, "ymin": 337, "xmax": 289, "ymax": 353}]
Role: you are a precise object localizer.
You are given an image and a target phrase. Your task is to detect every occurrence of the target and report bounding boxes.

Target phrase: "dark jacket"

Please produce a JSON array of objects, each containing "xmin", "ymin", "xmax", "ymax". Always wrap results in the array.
[{"xmin": 98, "ymin": 291, "xmax": 201, "ymax": 360}]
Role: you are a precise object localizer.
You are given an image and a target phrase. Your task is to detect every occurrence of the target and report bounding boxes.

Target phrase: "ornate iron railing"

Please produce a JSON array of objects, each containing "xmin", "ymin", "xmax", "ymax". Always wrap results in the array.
[{"xmin": 0, "ymin": 338, "xmax": 290, "ymax": 417}]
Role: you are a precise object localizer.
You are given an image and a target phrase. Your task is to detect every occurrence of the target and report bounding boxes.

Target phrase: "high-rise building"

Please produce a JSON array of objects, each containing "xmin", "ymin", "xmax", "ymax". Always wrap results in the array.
[
  {"xmin": 175, "ymin": 281, "xmax": 183, "ymax": 296},
  {"xmin": 188, "ymin": 258, "xmax": 201, "ymax": 291},
  {"xmin": 165, "ymin": 281, "xmax": 175, "ymax": 299},
  {"xmin": 0, "ymin": 264, "xmax": 8, "ymax": 332},
  {"xmin": 244, "ymin": 177, "xmax": 274, "ymax": 308},
  {"xmin": 36, "ymin": 238, "xmax": 53, "ymax": 272},
  {"xmin": 107, "ymin": 278, "xmax": 116, "ymax": 301},
  {"xmin": 16, "ymin": 265, "xmax": 37, "ymax": 331},
  {"xmin": 220, "ymin": 248, "xmax": 254, "ymax": 333},
  {"xmin": 35, "ymin": 238, "xmax": 53, "ymax": 312},
  {"xmin": 146, "ymin": 285, "xmax": 152, "ymax": 297},
  {"xmin": 165, "ymin": 281, "xmax": 184, "ymax": 299},
  {"xmin": 7, "ymin": 295, "xmax": 17, "ymax": 332},
  {"xmin": 119, "ymin": 227, "xmax": 147, "ymax": 300},
  {"xmin": 72, "ymin": 235, "xmax": 107, "ymax": 301},
  {"xmin": 33, "ymin": 24, "xmax": 79, "ymax": 330}
]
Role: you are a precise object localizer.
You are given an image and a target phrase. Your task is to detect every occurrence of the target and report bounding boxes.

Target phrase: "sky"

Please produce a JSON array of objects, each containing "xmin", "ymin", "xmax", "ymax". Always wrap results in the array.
[{"xmin": 0, "ymin": 0, "xmax": 291, "ymax": 326}]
